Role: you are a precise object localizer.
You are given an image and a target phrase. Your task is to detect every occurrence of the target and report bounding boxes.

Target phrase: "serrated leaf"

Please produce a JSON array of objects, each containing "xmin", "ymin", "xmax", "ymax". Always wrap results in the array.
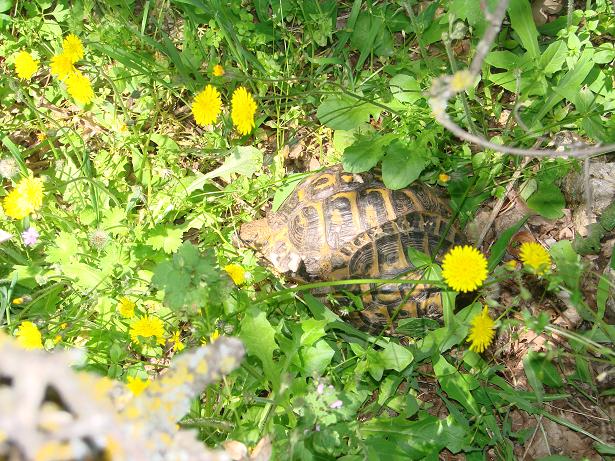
[
  {"xmin": 342, "ymin": 133, "xmax": 396, "ymax": 173},
  {"xmin": 433, "ymin": 354, "xmax": 479, "ymax": 414},
  {"xmin": 146, "ymin": 226, "xmax": 183, "ymax": 254},
  {"xmin": 390, "ymin": 74, "xmax": 423, "ymax": 104},
  {"xmin": 63, "ymin": 262, "xmax": 105, "ymax": 292},
  {"xmin": 317, "ymin": 94, "xmax": 381, "ymax": 130},
  {"xmin": 382, "ymin": 139, "xmax": 429, "ymax": 189},
  {"xmin": 380, "ymin": 342, "xmax": 413, "ymax": 371},
  {"xmin": 46, "ymin": 232, "xmax": 81, "ymax": 265},
  {"xmin": 526, "ymin": 181, "xmax": 565, "ymax": 219},
  {"xmin": 239, "ymin": 308, "xmax": 279, "ymax": 387}
]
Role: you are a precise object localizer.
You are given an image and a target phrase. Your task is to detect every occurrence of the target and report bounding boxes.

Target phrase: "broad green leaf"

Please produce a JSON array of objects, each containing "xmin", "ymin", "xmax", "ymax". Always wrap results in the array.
[
  {"xmin": 390, "ymin": 74, "xmax": 423, "ymax": 104},
  {"xmin": 239, "ymin": 307, "xmax": 279, "ymax": 387},
  {"xmin": 382, "ymin": 139, "xmax": 429, "ymax": 189},
  {"xmin": 317, "ymin": 94, "xmax": 381, "ymax": 130},
  {"xmin": 550, "ymin": 240, "xmax": 582, "ymax": 291},
  {"xmin": 526, "ymin": 181, "xmax": 565, "ymax": 219},
  {"xmin": 342, "ymin": 133, "xmax": 396, "ymax": 173},
  {"xmin": 271, "ymin": 175, "xmax": 304, "ymax": 211},
  {"xmin": 295, "ymin": 339, "xmax": 335, "ymax": 375},
  {"xmin": 539, "ymin": 40, "xmax": 567, "ymax": 75},
  {"xmin": 0, "ymin": 0, "xmax": 12, "ymax": 13},
  {"xmin": 379, "ymin": 342, "xmax": 414, "ymax": 371},
  {"xmin": 433, "ymin": 354, "xmax": 479, "ymax": 414},
  {"xmin": 46, "ymin": 232, "xmax": 81, "ymax": 265},
  {"xmin": 63, "ymin": 262, "xmax": 105, "ymax": 292},
  {"xmin": 300, "ymin": 318, "xmax": 328, "ymax": 347},
  {"xmin": 146, "ymin": 226, "xmax": 184, "ymax": 254},
  {"xmin": 361, "ymin": 414, "xmax": 467, "ymax": 456},
  {"xmin": 204, "ymin": 146, "xmax": 263, "ymax": 182},
  {"xmin": 507, "ymin": 0, "xmax": 539, "ymax": 58},
  {"xmin": 531, "ymin": 47, "xmax": 595, "ymax": 124},
  {"xmin": 484, "ymin": 50, "xmax": 519, "ymax": 70}
]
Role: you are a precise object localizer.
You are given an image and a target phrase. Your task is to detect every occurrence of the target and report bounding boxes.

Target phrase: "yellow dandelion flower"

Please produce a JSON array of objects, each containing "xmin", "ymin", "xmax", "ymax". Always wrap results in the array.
[
  {"xmin": 62, "ymin": 34, "xmax": 84, "ymax": 62},
  {"xmin": 467, "ymin": 306, "xmax": 495, "ymax": 353},
  {"xmin": 3, "ymin": 188, "xmax": 34, "ymax": 220},
  {"xmin": 224, "ymin": 264, "xmax": 246, "ymax": 285},
  {"xmin": 450, "ymin": 70, "xmax": 474, "ymax": 92},
  {"xmin": 210, "ymin": 329, "xmax": 220, "ymax": 342},
  {"xmin": 53, "ymin": 334, "xmax": 62, "ymax": 344},
  {"xmin": 50, "ymin": 53, "xmax": 76, "ymax": 80},
  {"xmin": 14, "ymin": 51, "xmax": 39, "ymax": 80},
  {"xmin": 130, "ymin": 315, "xmax": 165, "ymax": 345},
  {"xmin": 66, "ymin": 71, "xmax": 94, "ymax": 105},
  {"xmin": 441, "ymin": 245, "xmax": 488, "ymax": 293},
  {"xmin": 171, "ymin": 331, "xmax": 185, "ymax": 351},
  {"xmin": 15, "ymin": 321, "xmax": 43, "ymax": 350},
  {"xmin": 438, "ymin": 172, "xmax": 450, "ymax": 183},
  {"xmin": 212, "ymin": 64, "xmax": 225, "ymax": 76},
  {"xmin": 231, "ymin": 86, "xmax": 257, "ymax": 135},
  {"xmin": 192, "ymin": 84, "xmax": 222, "ymax": 126},
  {"xmin": 118, "ymin": 297, "xmax": 136, "ymax": 318},
  {"xmin": 519, "ymin": 242, "xmax": 551, "ymax": 275},
  {"xmin": 16, "ymin": 176, "xmax": 44, "ymax": 211},
  {"xmin": 126, "ymin": 376, "xmax": 150, "ymax": 396}
]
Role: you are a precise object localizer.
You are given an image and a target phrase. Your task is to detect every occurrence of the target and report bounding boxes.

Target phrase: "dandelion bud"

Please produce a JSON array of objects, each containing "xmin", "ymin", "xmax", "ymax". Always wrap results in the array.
[
  {"xmin": 89, "ymin": 229, "xmax": 110, "ymax": 249},
  {"xmin": 0, "ymin": 157, "xmax": 19, "ymax": 179}
]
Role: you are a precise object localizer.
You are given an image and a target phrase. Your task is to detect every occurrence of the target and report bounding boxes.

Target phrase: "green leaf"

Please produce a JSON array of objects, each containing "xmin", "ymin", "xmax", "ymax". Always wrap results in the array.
[
  {"xmin": 146, "ymin": 226, "xmax": 184, "ymax": 254},
  {"xmin": 342, "ymin": 133, "xmax": 396, "ymax": 173},
  {"xmin": 550, "ymin": 240, "xmax": 582, "ymax": 291},
  {"xmin": 539, "ymin": 40, "xmax": 567, "ymax": 75},
  {"xmin": 46, "ymin": 232, "xmax": 81, "ymax": 265},
  {"xmin": 0, "ymin": 0, "xmax": 12, "ymax": 13},
  {"xmin": 487, "ymin": 217, "xmax": 528, "ymax": 271},
  {"xmin": 433, "ymin": 355, "xmax": 479, "ymax": 415},
  {"xmin": 433, "ymin": 354, "xmax": 479, "ymax": 414},
  {"xmin": 239, "ymin": 307, "xmax": 279, "ymax": 387},
  {"xmin": 63, "ymin": 262, "xmax": 105, "ymax": 292},
  {"xmin": 300, "ymin": 318, "xmax": 328, "ymax": 347},
  {"xmin": 390, "ymin": 74, "xmax": 423, "ymax": 104},
  {"xmin": 484, "ymin": 50, "xmax": 520, "ymax": 70},
  {"xmin": 295, "ymin": 339, "xmax": 335, "ymax": 375},
  {"xmin": 381, "ymin": 139, "xmax": 429, "ymax": 189},
  {"xmin": 204, "ymin": 146, "xmax": 263, "ymax": 182},
  {"xmin": 507, "ymin": 0, "xmax": 540, "ymax": 58},
  {"xmin": 317, "ymin": 94, "xmax": 381, "ymax": 130},
  {"xmin": 526, "ymin": 181, "xmax": 565, "ymax": 219},
  {"xmin": 361, "ymin": 414, "xmax": 467, "ymax": 456},
  {"xmin": 527, "ymin": 351, "xmax": 564, "ymax": 388},
  {"xmin": 523, "ymin": 352, "xmax": 545, "ymax": 402},
  {"xmin": 379, "ymin": 342, "xmax": 414, "ymax": 371},
  {"xmin": 272, "ymin": 174, "xmax": 304, "ymax": 212}
]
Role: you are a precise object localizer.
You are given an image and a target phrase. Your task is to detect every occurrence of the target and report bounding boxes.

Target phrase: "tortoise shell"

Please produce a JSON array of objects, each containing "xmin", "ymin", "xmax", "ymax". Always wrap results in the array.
[{"xmin": 239, "ymin": 165, "xmax": 462, "ymax": 335}]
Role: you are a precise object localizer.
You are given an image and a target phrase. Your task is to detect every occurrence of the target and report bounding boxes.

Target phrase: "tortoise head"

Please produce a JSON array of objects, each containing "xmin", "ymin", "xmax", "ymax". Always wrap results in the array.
[{"xmin": 238, "ymin": 218, "xmax": 272, "ymax": 250}]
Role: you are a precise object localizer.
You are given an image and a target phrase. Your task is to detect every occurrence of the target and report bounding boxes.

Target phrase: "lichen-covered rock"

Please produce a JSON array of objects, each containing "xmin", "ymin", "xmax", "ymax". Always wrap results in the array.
[{"xmin": 0, "ymin": 332, "xmax": 245, "ymax": 461}]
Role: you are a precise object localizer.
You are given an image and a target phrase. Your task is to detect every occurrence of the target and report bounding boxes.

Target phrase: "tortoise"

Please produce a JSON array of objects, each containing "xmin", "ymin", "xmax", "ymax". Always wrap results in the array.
[{"xmin": 239, "ymin": 165, "xmax": 462, "ymax": 335}]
